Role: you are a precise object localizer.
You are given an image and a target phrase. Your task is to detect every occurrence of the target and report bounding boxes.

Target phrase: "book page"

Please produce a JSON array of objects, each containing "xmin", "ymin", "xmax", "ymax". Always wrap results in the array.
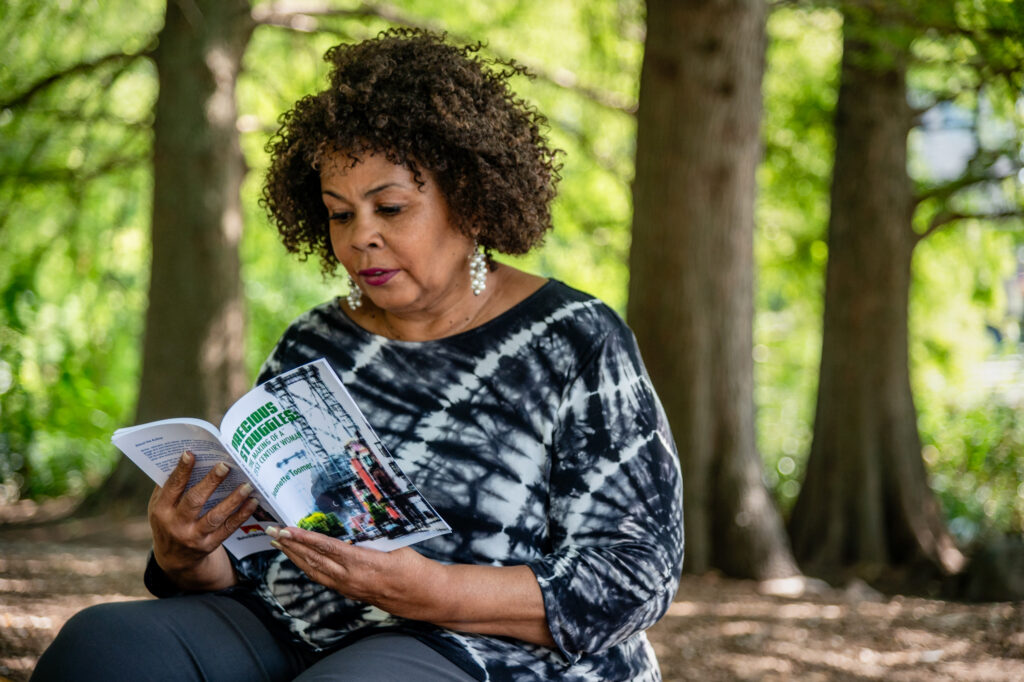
[
  {"xmin": 111, "ymin": 418, "xmax": 277, "ymax": 558},
  {"xmin": 220, "ymin": 358, "xmax": 450, "ymax": 551},
  {"xmin": 112, "ymin": 418, "xmax": 240, "ymax": 489}
]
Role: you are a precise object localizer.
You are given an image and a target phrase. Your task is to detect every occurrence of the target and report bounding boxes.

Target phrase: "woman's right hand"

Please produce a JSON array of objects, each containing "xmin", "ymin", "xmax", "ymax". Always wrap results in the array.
[{"xmin": 147, "ymin": 451, "xmax": 258, "ymax": 591}]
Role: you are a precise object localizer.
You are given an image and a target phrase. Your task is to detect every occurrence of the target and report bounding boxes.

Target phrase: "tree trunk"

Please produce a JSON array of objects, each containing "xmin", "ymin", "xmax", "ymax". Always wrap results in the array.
[
  {"xmin": 788, "ymin": 9, "xmax": 964, "ymax": 579},
  {"xmin": 628, "ymin": 0, "xmax": 798, "ymax": 579},
  {"xmin": 93, "ymin": 0, "xmax": 254, "ymax": 511}
]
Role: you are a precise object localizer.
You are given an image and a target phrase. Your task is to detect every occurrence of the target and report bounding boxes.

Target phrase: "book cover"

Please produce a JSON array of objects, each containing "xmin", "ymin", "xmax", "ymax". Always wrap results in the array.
[{"xmin": 113, "ymin": 358, "xmax": 450, "ymax": 557}]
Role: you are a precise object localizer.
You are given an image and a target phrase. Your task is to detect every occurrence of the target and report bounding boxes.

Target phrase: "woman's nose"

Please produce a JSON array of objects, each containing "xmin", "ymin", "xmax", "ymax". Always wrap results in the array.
[{"xmin": 347, "ymin": 214, "xmax": 382, "ymax": 251}]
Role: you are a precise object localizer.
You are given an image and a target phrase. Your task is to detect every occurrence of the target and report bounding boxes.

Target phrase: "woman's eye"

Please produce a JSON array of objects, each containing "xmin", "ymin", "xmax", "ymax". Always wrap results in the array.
[
  {"xmin": 328, "ymin": 211, "xmax": 352, "ymax": 223},
  {"xmin": 377, "ymin": 205, "xmax": 402, "ymax": 216}
]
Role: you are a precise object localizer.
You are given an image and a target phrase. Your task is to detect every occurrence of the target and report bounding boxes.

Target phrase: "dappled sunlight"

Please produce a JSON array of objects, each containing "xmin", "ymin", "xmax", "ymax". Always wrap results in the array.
[
  {"xmin": 0, "ymin": 578, "xmax": 47, "ymax": 594},
  {"xmin": 649, "ymin": 575, "xmax": 1024, "ymax": 681},
  {"xmin": 666, "ymin": 599, "xmax": 847, "ymax": 621},
  {"xmin": 2, "ymin": 0, "xmax": 1023, "ymax": 678},
  {"xmin": 0, "ymin": 521, "xmax": 151, "ymax": 681},
  {"xmin": 1, "ymin": 523, "xmax": 1022, "ymax": 682},
  {"xmin": 706, "ymin": 651, "xmax": 797, "ymax": 679}
]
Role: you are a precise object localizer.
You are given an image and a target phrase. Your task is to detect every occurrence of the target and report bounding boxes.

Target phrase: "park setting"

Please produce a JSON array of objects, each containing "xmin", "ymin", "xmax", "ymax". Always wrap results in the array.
[{"xmin": 2, "ymin": 0, "xmax": 1024, "ymax": 679}]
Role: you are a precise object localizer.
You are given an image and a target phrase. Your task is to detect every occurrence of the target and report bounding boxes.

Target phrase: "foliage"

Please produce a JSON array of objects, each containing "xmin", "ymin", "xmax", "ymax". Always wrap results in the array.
[
  {"xmin": 366, "ymin": 499, "xmax": 390, "ymax": 529},
  {"xmin": 0, "ymin": 0, "xmax": 162, "ymax": 500},
  {"xmin": 298, "ymin": 510, "xmax": 346, "ymax": 536},
  {"xmin": 0, "ymin": 0, "xmax": 641, "ymax": 500},
  {"xmin": 756, "ymin": 4, "xmax": 1024, "ymax": 541},
  {"xmin": 756, "ymin": 7, "xmax": 840, "ymax": 507},
  {"xmin": 909, "ymin": 0, "xmax": 1024, "ymax": 539},
  {"xmin": 911, "ymin": 209, "xmax": 1023, "ymax": 547},
  {"xmin": 1, "ymin": 0, "xmax": 1021, "ymax": 545},
  {"xmin": 922, "ymin": 400, "xmax": 1024, "ymax": 546}
]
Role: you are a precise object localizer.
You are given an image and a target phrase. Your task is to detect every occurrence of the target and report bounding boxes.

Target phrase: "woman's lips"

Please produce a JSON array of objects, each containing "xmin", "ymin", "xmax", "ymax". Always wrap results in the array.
[{"xmin": 358, "ymin": 268, "xmax": 399, "ymax": 286}]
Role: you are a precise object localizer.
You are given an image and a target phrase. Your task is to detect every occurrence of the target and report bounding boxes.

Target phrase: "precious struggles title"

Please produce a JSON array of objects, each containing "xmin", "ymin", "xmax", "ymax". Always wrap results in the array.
[{"xmin": 230, "ymin": 401, "xmax": 299, "ymax": 462}]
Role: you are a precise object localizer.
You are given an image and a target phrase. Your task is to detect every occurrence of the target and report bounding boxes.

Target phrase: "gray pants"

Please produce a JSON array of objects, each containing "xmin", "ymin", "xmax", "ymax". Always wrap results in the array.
[{"xmin": 32, "ymin": 594, "xmax": 477, "ymax": 681}]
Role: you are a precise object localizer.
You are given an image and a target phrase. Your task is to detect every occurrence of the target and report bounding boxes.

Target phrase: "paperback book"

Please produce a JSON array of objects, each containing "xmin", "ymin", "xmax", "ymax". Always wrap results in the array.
[{"xmin": 112, "ymin": 358, "xmax": 450, "ymax": 558}]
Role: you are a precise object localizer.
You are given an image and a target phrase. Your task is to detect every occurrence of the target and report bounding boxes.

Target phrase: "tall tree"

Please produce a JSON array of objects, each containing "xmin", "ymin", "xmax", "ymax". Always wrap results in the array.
[
  {"xmin": 92, "ymin": 0, "xmax": 644, "ymax": 508},
  {"xmin": 787, "ymin": 6, "xmax": 959, "ymax": 577},
  {"xmin": 789, "ymin": 0, "xmax": 1022, "ymax": 578},
  {"xmin": 99, "ymin": 0, "xmax": 255, "ymax": 506},
  {"xmin": 2, "ymin": 0, "xmax": 643, "ymax": 506},
  {"xmin": 628, "ymin": 0, "xmax": 798, "ymax": 579}
]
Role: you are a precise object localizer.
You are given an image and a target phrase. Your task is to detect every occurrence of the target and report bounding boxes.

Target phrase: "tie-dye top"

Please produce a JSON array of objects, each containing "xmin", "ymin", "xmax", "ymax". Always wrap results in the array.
[{"xmin": 235, "ymin": 279, "xmax": 684, "ymax": 681}]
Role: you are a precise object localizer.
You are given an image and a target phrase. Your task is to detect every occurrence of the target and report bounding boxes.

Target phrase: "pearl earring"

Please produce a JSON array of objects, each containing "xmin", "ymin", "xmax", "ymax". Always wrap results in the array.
[
  {"xmin": 469, "ymin": 241, "xmax": 487, "ymax": 296},
  {"xmin": 346, "ymin": 274, "xmax": 363, "ymax": 309}
]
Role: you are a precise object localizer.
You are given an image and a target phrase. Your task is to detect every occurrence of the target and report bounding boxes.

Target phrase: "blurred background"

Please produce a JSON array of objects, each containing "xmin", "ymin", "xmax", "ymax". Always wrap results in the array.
[{"xmin": 0, "ymin": 0, "xmax": 1022, "ymax": 585}]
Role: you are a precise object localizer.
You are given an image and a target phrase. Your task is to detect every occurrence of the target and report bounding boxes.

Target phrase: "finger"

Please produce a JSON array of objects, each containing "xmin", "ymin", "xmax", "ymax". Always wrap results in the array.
[
  {"xmin": 148, "ymin": 484, "xmax": 161, "ymax": 512},
  {"xmin": 276, "ymin": 529, "xmax": 378, "ymax": 577},
  {"xmin": 225, "ymin": 496, "xmax": 260, "ymax": 533},
  {"xmin": 207, "ymin": 495, "xmax": 260, "ymax": 546},
  {"xmin": 200, "ymin": 482, "xmax": 255, "ymax": 533},
  {"xmin": 160, "ymin": 451, "xmax": 197, "ymax": 505},
  {"xmin": 269, "ymin": 529, "xmax": 326, "ymax": 564},
  {"xmin": 281, "ymin": 526, "xmax": 352, "ymax": 557},
  {"xmin": 273, "ymin": 539, "xmax": 338, "ymax": 586},
  {"xmin": 179, "ymin": 461, "xmax": 232, "ymax": 514}
]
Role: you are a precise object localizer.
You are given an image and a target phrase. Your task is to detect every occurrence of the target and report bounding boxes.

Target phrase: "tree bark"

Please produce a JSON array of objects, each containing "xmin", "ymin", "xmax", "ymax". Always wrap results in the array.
[
  {"xmin": 788, "ymin": 8, "xmax": 964, "ymax": 579},
  {"xmin": 628, "ymin": 0, "xmax": 798, "ymax": 579},
  {"xmin": 94, "ymin": 0, "xmax": 255, "ymax": 511}
]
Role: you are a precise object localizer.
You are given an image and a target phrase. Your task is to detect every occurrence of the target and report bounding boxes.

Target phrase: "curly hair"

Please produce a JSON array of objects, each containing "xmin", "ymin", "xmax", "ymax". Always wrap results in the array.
[{"xmin": 261, "ymin": 28, "xmax": 562, "ymax": 275}]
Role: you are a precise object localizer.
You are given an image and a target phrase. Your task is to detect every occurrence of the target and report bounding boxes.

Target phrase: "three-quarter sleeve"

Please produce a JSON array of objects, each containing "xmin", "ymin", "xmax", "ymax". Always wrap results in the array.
[{"xmin": 526, "ymin": 324, "xmax": 684, "ymax": 664}]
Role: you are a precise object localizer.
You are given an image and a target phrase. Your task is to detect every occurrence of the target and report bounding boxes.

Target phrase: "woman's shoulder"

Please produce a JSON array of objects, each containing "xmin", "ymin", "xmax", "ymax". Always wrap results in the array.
[
  {"xmin": 284, "ymin": 297, "xmax": 350, "ymax": 332},
  {"xmin": 271, "ymin": 297, "xmax": 358, "ymax": 352},
  {"xmin": 524, "ymin": 278, "xmax": 632, "ymax": 342},
  {"xmin": 472, "ymin": 276, "xmax": 637, "ymax": 378}
]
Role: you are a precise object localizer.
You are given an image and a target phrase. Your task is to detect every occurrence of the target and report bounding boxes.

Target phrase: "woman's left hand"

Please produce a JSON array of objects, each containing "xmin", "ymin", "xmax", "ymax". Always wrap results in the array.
[
  {"xmin": 265, "ymin": 526, "xmax": 442, "ymax": 621},
  {"xmin": 266, "ymin": 525, "xmax": 556, "ymax": 647}
]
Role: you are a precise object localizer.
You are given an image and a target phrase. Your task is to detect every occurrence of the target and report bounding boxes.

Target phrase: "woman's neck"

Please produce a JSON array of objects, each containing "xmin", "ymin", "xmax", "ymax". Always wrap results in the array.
[{"xmin": 346, "ymin": 265, "xmax": 547, "ymax": 342}]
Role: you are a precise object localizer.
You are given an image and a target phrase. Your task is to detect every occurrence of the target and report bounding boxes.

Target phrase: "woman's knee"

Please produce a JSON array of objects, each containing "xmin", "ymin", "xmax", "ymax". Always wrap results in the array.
[
  {"xmin": 32, "ymin": 601, "xmax": 163, "ymax": 680},
  {"xmin": 34, "ymin": 595, "xmax": 306, "ymax": 682}
]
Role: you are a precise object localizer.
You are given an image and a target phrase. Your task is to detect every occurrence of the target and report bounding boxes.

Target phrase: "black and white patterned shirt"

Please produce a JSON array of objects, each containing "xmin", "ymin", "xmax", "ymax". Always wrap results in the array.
[{"xmin": 236, "ymin": 279, "xmax": 684, "ymax": 681}]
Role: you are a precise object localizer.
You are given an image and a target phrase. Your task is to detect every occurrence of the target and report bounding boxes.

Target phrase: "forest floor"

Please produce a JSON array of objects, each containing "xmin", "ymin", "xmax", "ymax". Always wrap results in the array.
[{"xmin": 1, "ymin": 500, "xmax": 1023, "ymax": 681}]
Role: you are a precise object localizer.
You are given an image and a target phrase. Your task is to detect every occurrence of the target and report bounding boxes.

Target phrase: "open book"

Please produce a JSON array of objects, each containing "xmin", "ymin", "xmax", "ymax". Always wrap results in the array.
[{"xmin": 113, "ymin": 358, "xmax": 450, "ymax": 558}]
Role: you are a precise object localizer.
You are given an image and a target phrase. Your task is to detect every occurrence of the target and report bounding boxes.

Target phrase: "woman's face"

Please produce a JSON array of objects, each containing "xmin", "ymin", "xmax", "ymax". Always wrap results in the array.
[{"xmin": 321, "ymin": 152, "xmax": 476, "ymax": 318}]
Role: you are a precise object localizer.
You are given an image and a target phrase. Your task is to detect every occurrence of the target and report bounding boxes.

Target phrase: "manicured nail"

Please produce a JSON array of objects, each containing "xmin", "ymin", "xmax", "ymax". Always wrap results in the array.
[
  {"xmin": 214, "ymin": 462, "xmax": 229, "ymax": 476},
  {"xmin": 278, "ymin": 529, "xmax": 291, "ymax": 539},
  {"xmin": 270, "ymin": 540, "xmax": 282, "ymax": 550},
  {"xmin": 266, "ymin": 526, "xmax": 280, "ymax": 538}
]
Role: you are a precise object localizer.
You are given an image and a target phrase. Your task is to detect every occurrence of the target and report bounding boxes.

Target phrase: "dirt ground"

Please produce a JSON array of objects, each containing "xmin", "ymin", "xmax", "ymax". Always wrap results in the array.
[{"xmin": 1, "ymin": 502, "xmax": 1022, "ymax": 681}]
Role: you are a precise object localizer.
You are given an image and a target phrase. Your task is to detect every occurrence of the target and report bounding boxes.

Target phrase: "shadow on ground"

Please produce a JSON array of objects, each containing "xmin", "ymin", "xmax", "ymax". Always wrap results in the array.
[{"xmin": 1, "ymin": 503, "xmax": 1022, "ymax": 681}]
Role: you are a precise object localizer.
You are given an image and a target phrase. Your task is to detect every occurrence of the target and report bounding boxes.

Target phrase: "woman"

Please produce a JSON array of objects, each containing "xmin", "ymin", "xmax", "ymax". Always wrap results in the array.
[{"xmin": 34, "ymin": 29, "xmax": 682, "ymax": 681}]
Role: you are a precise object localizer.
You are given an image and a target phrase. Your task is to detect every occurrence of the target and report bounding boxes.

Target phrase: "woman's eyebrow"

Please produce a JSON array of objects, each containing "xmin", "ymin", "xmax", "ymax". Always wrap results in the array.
[
  {"xmin": 321, "ymin": 183, "xmax": 404, "ymax": 201},
  {"xmin": 363, "ymin": 182, "xmax": 402, "ymax": 197}
]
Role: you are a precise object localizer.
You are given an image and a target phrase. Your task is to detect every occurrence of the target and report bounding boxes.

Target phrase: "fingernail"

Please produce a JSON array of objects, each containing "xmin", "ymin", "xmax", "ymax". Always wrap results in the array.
[
  {"xmin": 270, "ymin": 540, "xmax": 282, "ymax": 550},
  {"xmin": 214, "ymin": 462, "xmax": 229, "ymax": 476},
  {"xmin": 266, "ymin": 526, "xmax": 291, "ymax": 540},
  {"xmin": 239, "ymin": 483, "xmax": 253, "ymax": 495},
  {"xmin": 181, "ymin": 451, "xmax": 193, "ymax": 464}
]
